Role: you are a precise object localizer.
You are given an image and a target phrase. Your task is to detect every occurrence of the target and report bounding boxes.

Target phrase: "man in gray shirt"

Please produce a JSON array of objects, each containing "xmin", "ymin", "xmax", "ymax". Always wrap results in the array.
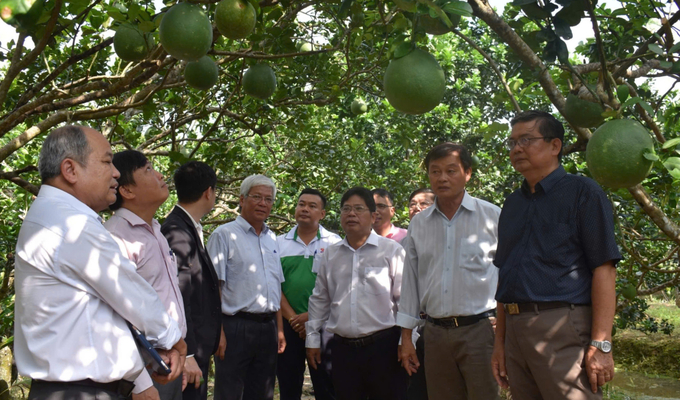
[{"xmin": 398, "ymin": 143, "xmax": 501, "ymax": 400}]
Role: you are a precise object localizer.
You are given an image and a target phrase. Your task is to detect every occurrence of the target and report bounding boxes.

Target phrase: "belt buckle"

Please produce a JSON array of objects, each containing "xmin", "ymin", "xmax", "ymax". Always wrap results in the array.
[
  {"xmin": 453, "ymin": 317, "xmax": 459, "ymax": 327},
  {"xmin": 506, "ymin": 303, "xmax": 520, "ymax": 315}
]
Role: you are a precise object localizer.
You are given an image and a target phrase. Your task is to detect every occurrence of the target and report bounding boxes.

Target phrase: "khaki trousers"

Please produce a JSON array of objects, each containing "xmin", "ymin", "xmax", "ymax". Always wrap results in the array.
[
  {"xmin": 505, "ymin": 305, "xmax": 601, "ymax": 400},
  {"xmin": 424, "ymin": 318, "xmax": 499, "ymax": 400}
]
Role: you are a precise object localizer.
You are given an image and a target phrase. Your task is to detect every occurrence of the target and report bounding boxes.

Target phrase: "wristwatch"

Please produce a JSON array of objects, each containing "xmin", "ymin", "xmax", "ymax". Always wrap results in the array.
[{"xmin": 590, "ymin": 340, "xmax": 612, "ymax": 353}]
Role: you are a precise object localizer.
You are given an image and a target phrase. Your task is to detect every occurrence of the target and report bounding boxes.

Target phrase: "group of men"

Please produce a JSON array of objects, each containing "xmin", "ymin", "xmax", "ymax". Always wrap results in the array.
[{"xmin": 15, "ymin": 109, "xmax": 620, "ymax": 400}]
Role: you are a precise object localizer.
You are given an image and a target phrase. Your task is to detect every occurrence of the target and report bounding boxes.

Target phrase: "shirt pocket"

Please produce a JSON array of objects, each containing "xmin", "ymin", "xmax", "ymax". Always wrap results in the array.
[
  {"xmin": 458, "ymin": 236, "xmax": 492, "ymax": 272},
  {"xmin": 363, "ymin": 266, "xmax": 391, "ymax": 296}
]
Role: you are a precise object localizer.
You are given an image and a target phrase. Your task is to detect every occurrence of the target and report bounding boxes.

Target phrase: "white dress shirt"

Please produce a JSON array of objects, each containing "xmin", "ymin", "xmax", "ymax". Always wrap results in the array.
[
  {"xmin": 175, "ymin": 204, "xmax": 204, "ymax": 246},
  {"xmin": 14, "ymin": 185, "xmax": 181, "ymax": 386},
  {"xmin": 397, "ymin": 192, "xmax": 500, "ymax": 330},
  {"xmin": 306, "ymin": 232, "xmax": 405, "ymax": 348},
  {"xmin": 207, "ymin": 216, "xmax": 284, "ymax": 315}
]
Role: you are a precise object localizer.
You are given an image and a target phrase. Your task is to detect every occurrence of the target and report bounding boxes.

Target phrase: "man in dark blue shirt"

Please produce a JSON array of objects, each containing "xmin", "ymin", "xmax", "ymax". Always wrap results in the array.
[{"xmin": 491, "ymin": 111, "xmax": 621, "ymax": 400}]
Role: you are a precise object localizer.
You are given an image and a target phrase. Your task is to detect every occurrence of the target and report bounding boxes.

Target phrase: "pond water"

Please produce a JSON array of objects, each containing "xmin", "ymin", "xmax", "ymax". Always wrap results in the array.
[{"xmin": 610, "ymin": 370, "xmax": 680, "ymax": 399}]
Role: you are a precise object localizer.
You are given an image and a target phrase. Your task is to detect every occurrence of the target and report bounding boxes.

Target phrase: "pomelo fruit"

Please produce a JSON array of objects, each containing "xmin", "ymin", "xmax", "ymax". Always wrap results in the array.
[
  {"xmin": 383, "ymin": 48, "xmax": 446, "ymax": 115},
  {"xmin": 297, "ymin": 42, "xmax": 314, "ymax": 52},
  {"xmin": 417, "ymin": 12, "xmax": 461, "ymax": 35},
  {"xmin": 243, "ymin": 63, "xmax": 277, "ymax": 99},
  {"xmin": 159, "ymin": 2, "xmax": 212, "ymax": 61},
  {"xmin": 351, "ymin": 98, "xmax": 367, "ymax": 115},
  {"xmin": 215, "ymin": 0, "xmax": 256, "ymax": 40},
  {"xmin": 586, "ymin": 119, "xmax": 654, "ymax": 189},
  {"xmin": 114, "ymin": 24, "xmax": 154, "ymax": 62},
  {"xmin": 564, "ymin": 92, "xmax": 605, "ymax": 128},
  {"xmin": 621, "ymin": 284, "xmax": 637, "ymax": 300},
  {"xmin": 184, "ymin": 55, "xmax": 219, "ymax": 90}
]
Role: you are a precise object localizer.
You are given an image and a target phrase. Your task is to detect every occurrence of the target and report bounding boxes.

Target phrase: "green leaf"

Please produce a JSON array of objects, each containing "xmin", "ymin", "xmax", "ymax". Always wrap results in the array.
[
  {"xmin": 339, "ymin": 0, "xmax": 353, "ymax": 17},
  {"xmin": 443, "ymin": 1, "xmax": 473, "ymax": 17},
  {"xmin": 393, "ymin": 42, "xmax": 413, "ymax": 59},
  {"xmin": 662, "ymin": 138, "xmax": 680, "ymax": 149},
  {"xmin": 639, "ymin": 100, "xmax": 654, "ymax": 115},
  {"xmin": 664, "ymin": 157, "xmax": 680, "ymax": 171},
  {"xmin": 669, "ymin": 169, "xmax": 680, "ymax": 181},
  {"xmin": 643, "ymin": 152, "xmax": 659, "ymax": 161},
  {"xmin": 553, "ymin": 17, "xmax": 573, "ymax": 40},
  {"xmin": 669, "ymin": 43, "xmax": 680, "ymax": 54},
  {"xmin": 648, "ymin": 43, "xmax": 663, "ymax": 55},
  {"xmin": 138, "ymin": 21, "xmax": 155, "ymax": 32},
  {"xmin": 659, "ymin": 60, "xmax": 673, "ymax": 69}
]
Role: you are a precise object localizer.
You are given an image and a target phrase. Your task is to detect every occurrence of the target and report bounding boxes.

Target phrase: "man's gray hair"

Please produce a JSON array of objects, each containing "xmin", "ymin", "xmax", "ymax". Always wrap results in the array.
[
  {"xmin": 240, "ymin": 174, "xmax": 277, "ymax": 198},
  {"xmin": 38, "ymin": 125, "xmax": 91, "ymax": 183}
]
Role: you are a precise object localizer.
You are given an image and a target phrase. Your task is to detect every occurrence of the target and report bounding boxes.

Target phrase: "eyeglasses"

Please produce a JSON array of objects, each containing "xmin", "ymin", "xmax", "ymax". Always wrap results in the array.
[
  {"xmin": 504, "ymin": 136, "xmax": 553, "ymax": 151},
  {"xmin": 375, "ymin": 203, "xmax": 392, "ymax": 210},
  {"xmin": 246, "ymin": 194, "xmax": 274, "ymax": 205},
  {"xmin": 340, "ymin": 205, "xmax": 370, "ymax": 214},
  {"xmin": 408, "ymin": 201, "xmax": 434, "ymax": 210}
]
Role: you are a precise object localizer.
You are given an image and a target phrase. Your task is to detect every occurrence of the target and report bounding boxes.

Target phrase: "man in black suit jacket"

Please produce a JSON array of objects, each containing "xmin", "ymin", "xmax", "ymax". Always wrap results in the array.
[{"xmin": 161, "ymin": 161, "xmax": 225, "ymax": 400}]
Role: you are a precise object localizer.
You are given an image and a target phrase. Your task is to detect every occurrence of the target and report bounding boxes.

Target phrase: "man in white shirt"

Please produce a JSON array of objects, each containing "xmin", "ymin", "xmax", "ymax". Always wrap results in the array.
[
  {"xmin": 277, "ymin": 189, "xmax": 341, "ymax": 400},
  {"xmin": 206, "ymin": 174, "xmax": 286, "ymax": 400},
  {"xmin": 398, "ymin": 143, "xmax": 501, "ymax": 400},
  {"xmin": 105, "ymin": 150, "xmax": 188, "ymax": 400},
  {"xmin": 306, "ymin": 187, "xmax": 407, "ymax": 400},
  {"xmin": 14, "ymin": 126, "xmax": 186, "ymax": 400}
]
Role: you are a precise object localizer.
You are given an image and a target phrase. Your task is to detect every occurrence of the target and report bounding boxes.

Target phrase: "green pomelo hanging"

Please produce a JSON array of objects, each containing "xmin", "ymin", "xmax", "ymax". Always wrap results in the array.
[
  {"xmin": 351, "ymin": 99, "xmax": 367, "ymax": 115},
  {"xmin": 383, "ymin": 48, "xmax": 446, "ymax": 115},
  {"xmin": 114, "ymin": 24, "xmax": 154, "ymax": 62},
  {"xmin": 184, "ymin": 56, "xmax": 219, "ymax": 90},
  {"xmin": 586, "ymin": 119, "xmax": 654, "ymax": 189},
  {"xmin": 564, "ymin": 93, "xmax": 605, "ymax": 128},
  {"xmin": 159, "ymin": 2, "xmax": 213, "ymax": 61},
  {"xmin": 243, "ymin": 63, "xmax": 277, "ymax": 99},
  {"xmin": 215, "ymin": 0, "xmax": 257, "ymax": 40}
]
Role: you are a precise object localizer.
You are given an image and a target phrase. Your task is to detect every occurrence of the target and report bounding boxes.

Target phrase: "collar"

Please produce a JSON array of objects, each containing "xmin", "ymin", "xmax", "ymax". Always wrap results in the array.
[
  {"xmin": 236, "ymin": 215, "xmax": 269, "ymax": 235},
  {"xmin": 521, "ymin": 165, "xmax": 566, "ymax": 196},
  {"xmin": 175, "ymin": 204, "xmax": 202, "ymax": 230},
  {"xmin": 289, "ymin": 225, "xmax": 323, "ymax": 241},
  {"xmin": 39, "ymin": 185, "xmax": 101, "ymax": 222},
  {"xmin": 340, "ymin": 231, "xmax": 380, "ymax": 250},
  {"xmin": 429, "ymin": 191, "xmax": 476, "ymax": 218},
  {"xmin": 113, "ymin": 207, "xmax": 158, "ymax": 230}
]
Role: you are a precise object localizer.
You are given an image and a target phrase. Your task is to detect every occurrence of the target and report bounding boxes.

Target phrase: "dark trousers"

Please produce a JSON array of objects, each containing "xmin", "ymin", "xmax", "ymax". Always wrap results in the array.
[
  {"xmin": 154, "ymin": 372, "xmax": 182, "ymax": 400},
  {"xmin": 331, "ymin": 327, "xmax": 408, "ymax": 400},
  {"xmin": 28, "ymin": 380, "xmax": 127, "ymax": 400},
  {"xmin": 407, "ymin": 326, "xmax": 428, "ymax": 400},
  {"xmin": 214, "ymin": 313, "xmax": 278, "ymax": 400},
  {"xmin": 182, "ymin": 356, "xmax": 210, "ymax": 400},
  {"xmin": 277, "ymin": 319, "xmax": 335, "ymax": 400}
]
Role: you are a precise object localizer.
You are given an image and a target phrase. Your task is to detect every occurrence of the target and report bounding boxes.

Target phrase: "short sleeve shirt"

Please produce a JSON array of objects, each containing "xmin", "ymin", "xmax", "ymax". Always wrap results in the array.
[{"xmin": 494, "ymin": 166, "xmax": 621, "ymax": 304}]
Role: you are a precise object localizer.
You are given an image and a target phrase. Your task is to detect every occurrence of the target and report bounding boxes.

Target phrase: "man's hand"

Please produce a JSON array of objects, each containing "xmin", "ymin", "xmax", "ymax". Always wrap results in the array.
[
  {"xmin": 290, "ymin": 313, "xmax": 308, "ymax": 337},
  {"xmin": 491, "ymin": 342, "xmax": 509, "ymax": 389},
  {"xmin": 277, "ymin": 328, "xmax": 287, "ymax": 354},
  {"xmin": 397, "ymin": 340, "xmax": 419, "ymax": 376},
  {"xmin": 306, "ymin": 348, "xmax": 321, "ymax": 370},
  {"xmin": 585, "ymin": 346, "xmax": 614, "ymax": 393},
  {"xmin": 183, "ymin": 356, "xmax": 203, "ymax": 390},
  {"xmin": 132, "ymin": 386, "xmax": 160, "ymax": 400},
  {"xmin": 153, "ymin": 338, "xmax": 187, "ymax": 384},
  {"xmin": 216, "ymin": 327, "xmax": 226, "ymax": 360}
]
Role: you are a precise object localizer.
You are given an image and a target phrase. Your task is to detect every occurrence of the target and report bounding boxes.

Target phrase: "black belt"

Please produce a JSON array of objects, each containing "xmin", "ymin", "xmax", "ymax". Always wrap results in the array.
[
  {"xmin": 427, "ymin": 310, "xmax": 496, "ymax": 328},
  {"xmin": 232, "ymin": 311, "xmax": 276, "ymax": 322},
  {"xmin": 32, "ymin": 379, "xmax": 135, "ymax": 397},
  {"xmin": 504, "ymin": 302, "xmax": 587, "ymax": 315},
  {"xmin": 334, "ymin": 327, "xmax": 398, "ymax": 348}
]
